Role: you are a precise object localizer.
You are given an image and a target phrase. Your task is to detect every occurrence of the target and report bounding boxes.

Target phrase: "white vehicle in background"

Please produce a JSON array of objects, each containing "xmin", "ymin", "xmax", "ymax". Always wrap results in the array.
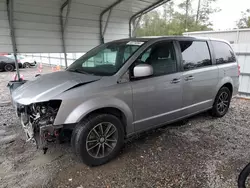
[{"xmin": 5, "ymin": 55, "xmax": 37, "ymax": 68}]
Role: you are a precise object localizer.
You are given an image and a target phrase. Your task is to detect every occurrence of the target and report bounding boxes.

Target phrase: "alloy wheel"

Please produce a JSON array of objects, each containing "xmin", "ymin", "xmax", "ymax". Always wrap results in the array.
[
  {"xmin": 86, "ymin": 122, "xmax": 118, "ymax": 159},
  {"xmin": 5, "ymin": 64, "xmax": 14, "ymax": 72},
  {"xmin": 217, "ymin": 91, "xmax": 229, "ymax": 113}
]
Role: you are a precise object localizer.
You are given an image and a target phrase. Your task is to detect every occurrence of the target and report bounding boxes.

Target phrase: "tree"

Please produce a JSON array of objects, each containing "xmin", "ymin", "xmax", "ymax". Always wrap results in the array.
[
  {"xmin": 197, "ymin": 0, "xmax": 220, "ymax": 28},
  {"xmin": 237, "ymin": 9, "xmax": 250, "ymax": 28},
  {"xmin": 163, "ymin": 1, "xmax": 174, "ymax": 23},
  {"xmin": 135, "ymin": 0, "xmax": 219, "ymax": 37}
]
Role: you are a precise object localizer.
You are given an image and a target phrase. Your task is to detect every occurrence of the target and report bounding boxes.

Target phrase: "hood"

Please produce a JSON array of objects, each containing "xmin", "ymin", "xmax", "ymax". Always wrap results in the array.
[{"xmin": 12, "ymin": 71, "xmax": 101, "ymax": 105}]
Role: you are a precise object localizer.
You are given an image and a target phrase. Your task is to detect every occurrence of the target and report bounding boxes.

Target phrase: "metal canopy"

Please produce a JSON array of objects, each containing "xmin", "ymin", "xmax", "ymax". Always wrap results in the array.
[{"xmin": 0, "ymin": 0, "xmax": 169, "ymax": 79}]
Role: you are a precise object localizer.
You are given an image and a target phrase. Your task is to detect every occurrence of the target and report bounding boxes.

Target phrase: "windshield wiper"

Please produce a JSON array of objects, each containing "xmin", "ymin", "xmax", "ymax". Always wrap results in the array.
[{"xmin": 68, "ymin": 68, "xmax": 89, "ymax": 74}]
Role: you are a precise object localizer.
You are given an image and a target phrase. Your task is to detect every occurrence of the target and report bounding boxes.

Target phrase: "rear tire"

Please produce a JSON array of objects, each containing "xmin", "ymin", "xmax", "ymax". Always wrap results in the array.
[
  {"xmin": 211, "ymin": 87, "xmax": 231, "ymax": 117},
  {"xmin": 23, "ymin": 62, "xmax": 30, "ymax": 68},
  {"xmin": 4, "ymin": 64, "xmax": 14, "ymax": 72},
  {"xmin": 238, "ymin": 163, "xmax": 250, "ymax": 188},
  {"xmin": 73, "ymin": 114, "xmax": 124, "ymax": 166}
]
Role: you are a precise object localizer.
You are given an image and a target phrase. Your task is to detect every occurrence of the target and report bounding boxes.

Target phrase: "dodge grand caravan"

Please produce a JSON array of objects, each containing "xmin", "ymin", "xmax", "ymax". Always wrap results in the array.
[{"xmin": 12, "ymin": 36, "xmax": 239, "ymax": 166}]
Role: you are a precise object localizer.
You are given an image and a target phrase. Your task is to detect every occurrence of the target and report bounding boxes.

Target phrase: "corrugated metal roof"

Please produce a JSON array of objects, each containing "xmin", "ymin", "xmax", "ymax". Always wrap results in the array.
[{"xmin": 0, "ymin": 0, "xmax": 167, "ymax": 53}]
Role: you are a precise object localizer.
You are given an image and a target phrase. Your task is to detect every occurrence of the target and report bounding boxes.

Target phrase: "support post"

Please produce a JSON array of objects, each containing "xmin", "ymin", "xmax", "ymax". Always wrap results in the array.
[
  {"xmin": 129, "ymin": 0, "xmax": 171, "ymax": 38},
  {"xmin": 184, "ymin": 0, "xmax": 189, "ymax": 31},
  {"xmin": 100, "ymin": 0, "xmax": 125, "ymax": 44},
  {"xmin": 60, "ymin": 0, "xmax": 72, "ymax": 68},
  {"xmin": 236, "ymin": 29, "xmax": 240, "ymax": 44},
  {"xmin": 6, "ymin": 0, "xmax": 20, "ymax": 80},
  {"xmin": 102, "ymin": 9, "xmax": 112, "ymax": 42},
  {"xmin": 131, "ymin": 15, "xmax": 142, "ymax": 37}
]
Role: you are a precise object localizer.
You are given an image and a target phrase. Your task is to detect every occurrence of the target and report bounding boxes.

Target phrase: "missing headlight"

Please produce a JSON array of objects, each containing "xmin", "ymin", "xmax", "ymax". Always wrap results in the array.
[{"xmin": 18, "ymin": 100, "xmax": 62, "ymax": 150}]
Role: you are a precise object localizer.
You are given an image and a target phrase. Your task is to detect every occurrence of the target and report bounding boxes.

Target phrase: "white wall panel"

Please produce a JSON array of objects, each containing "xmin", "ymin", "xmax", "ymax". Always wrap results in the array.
[
  {"xmin": 14, "ymin": 13, "xmax": 60, "ymax": 25},
  {"xmin": 14, "ymin": 2, "xmax": 60, "ymax": 16},
  {"xmin": 14, "ymin": 21, "xmax": 61, "ymax": 31},
  {"xmin": 15, "ymin": 29, "xmax": 61, "ymax": 39},
  {"xmin": 0, "ymin": 5, "xmax": 11, "ymax": 53},
  {"xmin": 0, "ymin": 0, "xmax": 164, "ymax": 56},
  {"xmin": 238, "ymin": 31, "xmax": 250, "ymax": 43},
  {"xmin": 0, "ymin": 45, "xmax": 12, "ymax": 52},
  {"xmin": 0, "ymin": 2, "xmax": 6, "ymax": 11}
]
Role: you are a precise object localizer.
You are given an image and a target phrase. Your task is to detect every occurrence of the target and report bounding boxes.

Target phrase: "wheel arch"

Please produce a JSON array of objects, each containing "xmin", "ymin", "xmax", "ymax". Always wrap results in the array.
[
  {"xmin": 60, "ymin": 97, "xmax": 134, "ymax": 135},
  {"xmin": 221, "ymin": 82, "xmax": 233, "ymax": 94},
  {"xmin": 214, "ymin": 77, "xmax": 234, "ymax": 104},
  {"xmin": 83, "ymin": 107, "xmax": 127, "ymax": 134}
]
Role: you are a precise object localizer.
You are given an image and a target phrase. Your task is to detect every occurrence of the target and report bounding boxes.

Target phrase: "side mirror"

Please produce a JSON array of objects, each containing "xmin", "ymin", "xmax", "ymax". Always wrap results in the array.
[{"xmin": 133, "ymin": 64, "xmax": 153, "ymax": 78}]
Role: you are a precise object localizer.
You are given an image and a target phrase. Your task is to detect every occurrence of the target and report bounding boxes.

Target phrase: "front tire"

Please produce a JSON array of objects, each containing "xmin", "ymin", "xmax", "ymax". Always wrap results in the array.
[
  {"xmin": 4, "ymin": 64, "xmax": 14, "ymax": 72},
  {"xmin": 211, "ymin": 87, "xmax": 231, "ymax": 117},
  {"xmin": 73, "ymin": 114, "xmax": 124, "ymax": 166}
]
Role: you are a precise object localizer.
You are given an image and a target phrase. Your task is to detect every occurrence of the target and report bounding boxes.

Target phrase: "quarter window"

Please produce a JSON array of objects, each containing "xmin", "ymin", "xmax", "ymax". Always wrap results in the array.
[
  {"xmin": 179, "ymin": 41, "xmax": 212, "ymax": 71},
  {"xmin": 212, "ymin": 41, "xmax": 236, "ymax": 64}
]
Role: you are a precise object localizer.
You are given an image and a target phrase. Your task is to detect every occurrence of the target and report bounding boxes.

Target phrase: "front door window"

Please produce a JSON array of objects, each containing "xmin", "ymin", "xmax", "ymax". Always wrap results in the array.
[{"xmin": 133, "ymin": 41, "xmax": 177, "ymax": 78}]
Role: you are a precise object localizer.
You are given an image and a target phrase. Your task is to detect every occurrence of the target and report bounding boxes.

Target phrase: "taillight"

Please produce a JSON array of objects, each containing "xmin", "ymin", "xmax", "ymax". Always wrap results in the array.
[{"xmin": 238, "ymin": 65, "xmax": 240, "ymax": 76}]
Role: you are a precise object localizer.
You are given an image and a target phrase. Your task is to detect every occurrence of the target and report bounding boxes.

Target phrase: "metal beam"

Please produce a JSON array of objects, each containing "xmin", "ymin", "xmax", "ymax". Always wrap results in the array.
[
  {"xmin": 238, "ymin": 91, "xmax": 250, "ymax": 96},
  {"xmin": 6, "ymin": 0, "xmax": 20, "ymax": 80},
  {"xmin": 60, "ymin": 0, "xmax": 72, "ymax": 68},
  {"xmin": 100, "ymin": 0, "xmax": 125, "ymax": 44},
  {"xmin": 129, "ymin": 0, "xmax": 171, "ymax": 38},
  {"xmin": 240, "ymin": 73, "xmax": 250, "ymax": 76},
  {"xmin": 102, "ymin": 9, "xmax": 112, "ymax": 38},
  {"xmin": 132, "ymin": 14, "xmax": 142, "ymax": 37},
  {"xmin": 64, "ymin": 0, "xmax": 72, "ymax": 30},
  {"xmin": 236, "ymin": 52, "xmax": 250, "ymax": 56}
]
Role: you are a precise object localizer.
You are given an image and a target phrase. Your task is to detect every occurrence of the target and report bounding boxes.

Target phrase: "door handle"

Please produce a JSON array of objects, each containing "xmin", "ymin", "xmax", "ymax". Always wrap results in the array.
[
  {"xmin": 185, "ymin": 75, "xmax": 194, "ymax": 81},
  {"xmin": 171, "ymin": 78, "xmax": 181, "ymax": 84}
]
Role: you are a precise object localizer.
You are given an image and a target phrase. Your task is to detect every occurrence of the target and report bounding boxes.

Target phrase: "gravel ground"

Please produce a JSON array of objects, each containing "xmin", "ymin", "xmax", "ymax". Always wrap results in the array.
[
  {"xmin": 1, "ymin": 68, "xmax": 250, "ymax": 187},
  {"xmin": 1, "ymin": 98, "xmax": 250, "ymax": 188}
]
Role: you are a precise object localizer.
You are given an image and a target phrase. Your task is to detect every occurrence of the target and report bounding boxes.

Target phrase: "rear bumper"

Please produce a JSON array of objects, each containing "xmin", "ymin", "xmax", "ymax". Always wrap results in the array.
[{"xmin": 233, "ymin": 78, "xmax": 240, "ymax": 97}]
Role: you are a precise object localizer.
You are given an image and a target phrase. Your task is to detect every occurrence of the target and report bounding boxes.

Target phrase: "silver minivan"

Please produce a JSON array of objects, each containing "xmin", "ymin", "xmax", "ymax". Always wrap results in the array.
[{"xmin": 12, "ymin": 36, "xmax": 239, "ymax": 166}]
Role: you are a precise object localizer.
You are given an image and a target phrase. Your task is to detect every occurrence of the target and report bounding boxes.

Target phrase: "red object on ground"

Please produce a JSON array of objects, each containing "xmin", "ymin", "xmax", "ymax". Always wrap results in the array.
[
  {"xmin": 0, "ymin": 53, "xmax": 8, "ymax": 56},
  {"xmin": 38, "ymin": 63, "xmax": 43, "ymax": 73},
  {"xmin": 13, "ymin": 74, "xmax": 24, "ymax": 81}
]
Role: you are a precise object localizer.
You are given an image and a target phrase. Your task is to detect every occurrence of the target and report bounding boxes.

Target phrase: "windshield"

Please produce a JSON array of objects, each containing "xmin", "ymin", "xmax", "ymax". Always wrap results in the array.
[{"xmin": 67, "ymin": 41, "xmax": 144, "ymax": 76}]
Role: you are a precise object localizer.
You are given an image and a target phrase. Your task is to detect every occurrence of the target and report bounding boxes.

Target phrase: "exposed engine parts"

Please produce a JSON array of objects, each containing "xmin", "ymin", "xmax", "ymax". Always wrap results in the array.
[{"xmin": 16, "ymin": 100, "xmax": 62, "ymax": 153}]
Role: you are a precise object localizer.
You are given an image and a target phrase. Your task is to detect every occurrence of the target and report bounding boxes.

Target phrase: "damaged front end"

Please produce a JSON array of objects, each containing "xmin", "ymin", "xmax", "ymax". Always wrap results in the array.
[{"xmin": 16, "ymin": 100, "xmax": 62, "ymax": 153}]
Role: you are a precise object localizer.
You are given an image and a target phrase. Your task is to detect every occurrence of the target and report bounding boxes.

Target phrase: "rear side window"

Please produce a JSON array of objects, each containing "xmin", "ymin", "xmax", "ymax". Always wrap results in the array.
[
  {"xmin": 179, "ymin": 41, "xmax": 212, "ymax": 71},
  {"xmin": 212, "ymin": 41, "xmax": 236, "ymax": 64}
]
